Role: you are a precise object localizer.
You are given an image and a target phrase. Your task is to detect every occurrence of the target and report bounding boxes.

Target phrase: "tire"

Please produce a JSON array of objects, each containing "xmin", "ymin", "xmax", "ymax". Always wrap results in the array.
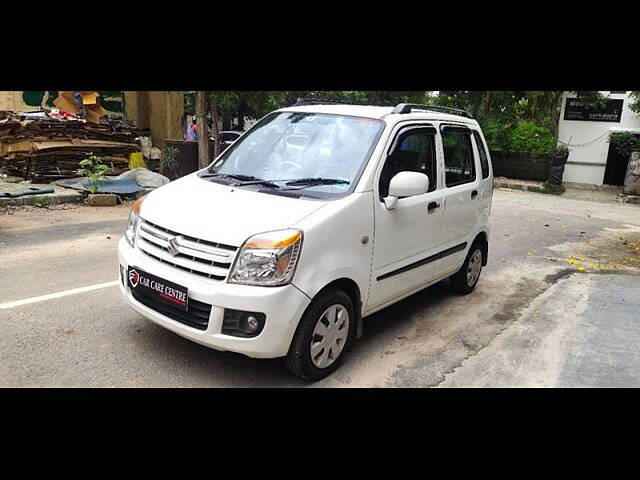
[
  {"xmin": 284, "ymin": 289, "xmax": 355, "ymax": 382},
  {"xmin": 450, "ymin": 242, "xmax": 484, "ymax": 295}
]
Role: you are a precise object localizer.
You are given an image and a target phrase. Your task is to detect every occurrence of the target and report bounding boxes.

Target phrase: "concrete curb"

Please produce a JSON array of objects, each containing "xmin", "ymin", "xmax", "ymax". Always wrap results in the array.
[
  {"xmin": 0, "ymin": 192, "xmax": 84, "ymax": 207},
  {"xmin": 494, "ymin": 180, "xmax": 564, "ymax": 195}
]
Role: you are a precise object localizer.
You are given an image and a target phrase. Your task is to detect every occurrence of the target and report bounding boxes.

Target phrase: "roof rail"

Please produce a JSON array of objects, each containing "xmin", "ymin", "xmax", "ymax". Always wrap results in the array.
[
  {"xmin": 392, "ymin": 103, "xmax": 474, "ymax": 119},
  {"xmin": 293, "ymin": 98, "xmax": 347, "ymax": 107},
  {"xmin": 292, "ymin": 97, "xmax": 373, "ymax": 107}
]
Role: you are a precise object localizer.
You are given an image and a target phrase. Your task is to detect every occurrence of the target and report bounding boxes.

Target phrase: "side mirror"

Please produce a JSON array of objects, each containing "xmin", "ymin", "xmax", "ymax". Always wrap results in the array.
[{"xmin": 383, "ymin": 171, "xmax": 430, "ymax": 210}]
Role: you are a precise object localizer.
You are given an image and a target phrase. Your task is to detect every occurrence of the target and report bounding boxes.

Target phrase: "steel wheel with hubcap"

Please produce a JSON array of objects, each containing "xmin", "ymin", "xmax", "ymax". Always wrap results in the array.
[
  {"xmin": 450, "ymin": 242, "xmax": 484, "ymax": 294},
  {"xmin": 311, "ymin": 304, "xmax": 350, "ymax": 369},
  {"xmin": 285, "ymin": 289, "xmax": 355, "ymax": 381},
  {"xmin": 466, "ymin": 249, "xmax": 483, "ymax": 288}
]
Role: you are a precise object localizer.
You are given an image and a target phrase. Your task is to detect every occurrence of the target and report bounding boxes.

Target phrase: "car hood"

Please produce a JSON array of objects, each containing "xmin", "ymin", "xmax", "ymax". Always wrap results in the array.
[{"xmin": 138, "ymin": 174, "xmax": 328, "ymax": 247}]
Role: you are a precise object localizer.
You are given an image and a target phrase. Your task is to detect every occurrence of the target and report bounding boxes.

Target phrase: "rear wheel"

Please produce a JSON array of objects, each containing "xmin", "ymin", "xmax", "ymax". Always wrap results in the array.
[
  {"xmin": 284, "ymin": 289, "xmax": 354, "ymax": 382},
  {"xmin": 450, "ymin": 242, "xmax": 484, "ymax": 294}
]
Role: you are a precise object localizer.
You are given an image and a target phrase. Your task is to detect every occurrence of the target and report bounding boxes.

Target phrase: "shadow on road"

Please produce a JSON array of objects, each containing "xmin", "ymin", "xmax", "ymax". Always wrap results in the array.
[{"xmin": 133, "ymin": 280, "xmax": 456, "ymax": 387}]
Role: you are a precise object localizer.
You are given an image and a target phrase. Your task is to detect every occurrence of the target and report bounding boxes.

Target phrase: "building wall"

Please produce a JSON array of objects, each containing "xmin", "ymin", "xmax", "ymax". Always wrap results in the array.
[
  {"xmin": 123, "ymin": 91, "xmax": 184, "ymax": 149},
  {"xmin": 1, "ymin": 91, "xmax": 185, "ymax": 151},
  {"xmin": 559, "ymin": 92, "xmax": 640, "ymax": 185},
  {"xmin": 0, "ymin": 91, "xmax": 125, "ymax": 114}
]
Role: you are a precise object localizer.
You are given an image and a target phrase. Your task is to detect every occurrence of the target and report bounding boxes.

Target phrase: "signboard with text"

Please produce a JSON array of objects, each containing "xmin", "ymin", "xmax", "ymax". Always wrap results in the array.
[{"xmin": 564, "ymin": 97, "xmax": 624, "ymax": 123}]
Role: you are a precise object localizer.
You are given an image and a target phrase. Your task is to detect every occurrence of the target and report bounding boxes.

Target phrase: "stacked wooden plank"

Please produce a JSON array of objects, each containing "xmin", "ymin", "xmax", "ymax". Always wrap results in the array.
[{"xmin": 0, "ymin": 111, "xmax": 150, "ymax": 181}]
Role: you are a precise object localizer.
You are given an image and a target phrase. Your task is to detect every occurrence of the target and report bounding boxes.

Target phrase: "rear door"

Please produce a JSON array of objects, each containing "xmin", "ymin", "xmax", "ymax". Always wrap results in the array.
[
  {"xmin": 435, "ymin": 124, "xmax": 482, "ymax": 277},
  {"xmin": 471, "ymin": 129, "xmax": 494, "ymax": 217}
]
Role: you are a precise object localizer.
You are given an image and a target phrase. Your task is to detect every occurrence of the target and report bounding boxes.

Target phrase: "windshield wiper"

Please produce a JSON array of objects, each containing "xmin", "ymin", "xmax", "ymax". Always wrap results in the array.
[
  {"xmin": 200, "ymin": 173, "xmax": 255, "ymax": 181},
  {"xmin": 200, "ymin": 173, "xmax": 280, "ymax": 189},
  {"xmin": 283, "ymin": 178, "xmax": 350, "ymax": 188}
]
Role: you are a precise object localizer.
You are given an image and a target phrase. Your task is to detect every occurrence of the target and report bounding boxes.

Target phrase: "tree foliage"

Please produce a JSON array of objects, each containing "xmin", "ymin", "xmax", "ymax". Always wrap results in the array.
[
  {"xmin": 630, "ymin": 91, "xmax": 640, "ymax": 115},
  {"xmin": 184, "ymin": 91, "xmax": 431, "ymax": 129},
  {"xmin": 184, "ymin": 90, "xmax": 632, "ymax": 153},
  {"xmin": 433, "ymin": 91, "xmax": 616, "ymax": 150}
]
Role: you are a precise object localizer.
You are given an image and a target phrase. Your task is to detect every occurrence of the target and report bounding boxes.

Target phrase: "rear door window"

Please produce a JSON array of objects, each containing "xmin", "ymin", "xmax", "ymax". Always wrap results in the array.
[
  {"xmin": 472, "ymin": 130, "xmax": 490, "ymax": 179},
  {"xmin": 442, "ymin": 129, "xmax": 476, "ymax": 187}
]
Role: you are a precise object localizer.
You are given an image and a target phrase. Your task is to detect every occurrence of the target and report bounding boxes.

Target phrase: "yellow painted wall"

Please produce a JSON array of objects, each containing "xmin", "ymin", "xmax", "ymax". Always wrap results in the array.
[
  {"xmin": 0, "ymin": 91, "xmax": 125, "ymax": 114},
  {"xmin": 124, "ymin": 91, "xmax": 184, "ymax": 148},
  {"xmin": 0, "ymin": 91, "xmax": 40, "ymax": 111},
  {"xmin": 0, "ymin": 91, "xmax": 185, "ymax": 150}
]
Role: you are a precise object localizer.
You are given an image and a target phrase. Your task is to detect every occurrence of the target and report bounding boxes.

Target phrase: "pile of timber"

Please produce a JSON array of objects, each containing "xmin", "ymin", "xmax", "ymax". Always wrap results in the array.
[{"xmin": 0, "ymin": 111, "xmax": 150, "ymax": 181}]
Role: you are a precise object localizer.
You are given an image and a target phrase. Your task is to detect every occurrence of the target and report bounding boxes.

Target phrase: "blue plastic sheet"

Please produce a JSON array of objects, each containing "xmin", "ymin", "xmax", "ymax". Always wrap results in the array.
[
  {"xmin": 81, "ymin": 178, "xmax": 143, "ymax": 194},
  {"xmin": 56, "ymin": 177, "xmax": 147, "ymax": 195}
]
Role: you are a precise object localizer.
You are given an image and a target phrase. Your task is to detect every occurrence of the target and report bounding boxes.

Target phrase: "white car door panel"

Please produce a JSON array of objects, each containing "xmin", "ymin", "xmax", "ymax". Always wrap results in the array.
[
  {"xmin": 436, "ymin": 125, "xmax": 482, "ymax": 276},
  {"xmin": 370, "ymin": 190, "xmax": 444, "ymax": 309},
  {"xmin": 368, "ymin": 124, "xmax": 445, "ymax": 311}
]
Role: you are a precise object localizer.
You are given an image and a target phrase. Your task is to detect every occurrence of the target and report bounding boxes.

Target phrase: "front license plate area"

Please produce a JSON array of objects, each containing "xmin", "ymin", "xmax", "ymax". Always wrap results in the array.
[{"xmin": 128, "ymin": 266, "xmax": 189, "ymax": 312}]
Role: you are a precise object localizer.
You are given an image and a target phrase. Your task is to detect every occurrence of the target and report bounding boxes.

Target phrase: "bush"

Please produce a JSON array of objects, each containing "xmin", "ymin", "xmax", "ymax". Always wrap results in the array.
[
  {"xmin": 480, "ymin": 116, "xmax": 513, "ymax": 151},
  {"xmin": 508, "ymin": 122, "xmax": 555, "ymax": 154},
  {"xmin": 610, "ymin": 131, "xmax": 640, "ymax": 158}
]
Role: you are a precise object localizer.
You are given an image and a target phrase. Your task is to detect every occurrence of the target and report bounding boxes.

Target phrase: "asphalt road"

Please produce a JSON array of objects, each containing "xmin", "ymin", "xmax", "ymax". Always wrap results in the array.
[{"xmin": 1, "ymin": 190, "xmax": 639, "ymax": 387}]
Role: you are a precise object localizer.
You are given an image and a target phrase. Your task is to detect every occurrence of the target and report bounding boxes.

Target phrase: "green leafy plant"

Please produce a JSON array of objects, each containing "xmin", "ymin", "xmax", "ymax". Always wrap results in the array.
[
  {"xmin": 160, "ymin": 145, "xmax": 179, "ymax": 172},
  {"xmin": 609, "ymin": 131, "xmax": 640, "ymax": 158},
  {"xmin": 546, "ymin": 143, "xmax": 570, "ymax": 157},
  {"xmin": 508, "ymin": 122, "xmax": 555, "ymax": 154},
  {"xmin": 479, "ymin": 115, "xmax": 516, "ymax": 151},
  {"xmin": 77, "ymin": 154, "xmax": 111, "ymax": 194},
  {"xmin": 34, "ymin": 195, "xmax": 50, "ymax": 208},
  {"xmin": 629, "ymin": 91, "xmax": 640, "ymax": 115}
]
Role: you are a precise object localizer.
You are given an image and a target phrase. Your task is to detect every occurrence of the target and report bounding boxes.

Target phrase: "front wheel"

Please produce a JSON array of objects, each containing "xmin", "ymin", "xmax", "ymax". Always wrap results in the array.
[
  {"xmin": 284, "ymin": 289, "xmax": 354, "ymax": 382},
  {"xmin": 450, "ymin": 243, "xmax": 484, "ymax": 295}
]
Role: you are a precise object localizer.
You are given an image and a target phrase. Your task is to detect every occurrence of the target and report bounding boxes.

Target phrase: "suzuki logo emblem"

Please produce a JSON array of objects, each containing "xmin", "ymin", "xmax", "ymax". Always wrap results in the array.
[{"xmin": 167, "ymin": 235, "xmax": 182, "ymax": 256}]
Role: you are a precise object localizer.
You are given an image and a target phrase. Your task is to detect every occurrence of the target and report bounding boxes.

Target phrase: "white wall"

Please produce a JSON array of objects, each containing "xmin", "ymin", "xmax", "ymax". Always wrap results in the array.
[{"xmin": 558, "ymin": 92, "xmax": 640, "ymax": 185}]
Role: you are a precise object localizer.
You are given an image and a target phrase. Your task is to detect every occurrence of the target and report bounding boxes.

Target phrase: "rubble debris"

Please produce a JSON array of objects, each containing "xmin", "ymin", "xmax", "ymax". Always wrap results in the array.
[{"xmin": 0, "ymin": 111, "xmax": 149, "ymax": 181}]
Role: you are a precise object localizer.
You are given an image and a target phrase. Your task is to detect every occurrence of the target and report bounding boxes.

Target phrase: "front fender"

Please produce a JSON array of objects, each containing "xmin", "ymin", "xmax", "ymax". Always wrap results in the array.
[{"xmin": 292, "ymin": 192, "xmax": 374, "ymax": 317}]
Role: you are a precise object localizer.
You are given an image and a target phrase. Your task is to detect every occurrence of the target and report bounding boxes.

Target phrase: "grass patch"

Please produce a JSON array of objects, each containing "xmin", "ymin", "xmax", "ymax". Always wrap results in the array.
[{"xmin": 33, "ymin": 196, "xmax": 51, "ymax": 208}]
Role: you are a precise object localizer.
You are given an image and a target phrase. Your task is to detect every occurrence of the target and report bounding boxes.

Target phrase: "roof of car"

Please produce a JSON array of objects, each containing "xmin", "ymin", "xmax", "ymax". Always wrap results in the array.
[{"xmin": 279, "ymin": 104, "xmax": 478, "ymax": 125}]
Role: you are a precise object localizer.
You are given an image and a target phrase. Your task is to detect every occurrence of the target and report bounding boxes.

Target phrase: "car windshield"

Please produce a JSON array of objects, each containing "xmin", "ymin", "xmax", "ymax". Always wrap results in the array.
[{"xmin": 206, "ymin": 111, "xmax": 384, "ymax": 198}]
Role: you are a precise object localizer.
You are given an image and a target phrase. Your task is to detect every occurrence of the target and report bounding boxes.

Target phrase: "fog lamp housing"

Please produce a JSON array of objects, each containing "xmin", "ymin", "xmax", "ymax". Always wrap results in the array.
[{"xmin": 222, "ymin": 309, "xmax": 266, "ymax": 338}]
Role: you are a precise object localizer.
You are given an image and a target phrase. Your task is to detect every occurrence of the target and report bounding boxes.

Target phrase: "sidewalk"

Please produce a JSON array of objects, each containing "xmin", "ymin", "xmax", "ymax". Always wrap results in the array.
[
  {"xmin": 440, "ymin": 271, "xmax": 640, "ymax": 387},
  {"xmin": 0, "ymin": 180, "xmax": 83, "ymax": 207},
  {"xmin": 494, "ymin": 177, "xmax": 640, "ymax": 205}
]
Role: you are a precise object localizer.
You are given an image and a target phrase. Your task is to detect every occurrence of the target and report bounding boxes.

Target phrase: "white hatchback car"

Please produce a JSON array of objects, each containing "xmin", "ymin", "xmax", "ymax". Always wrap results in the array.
[{"xmin": 118, "ymin": 100, "xmax": 494, "ymax": 381}]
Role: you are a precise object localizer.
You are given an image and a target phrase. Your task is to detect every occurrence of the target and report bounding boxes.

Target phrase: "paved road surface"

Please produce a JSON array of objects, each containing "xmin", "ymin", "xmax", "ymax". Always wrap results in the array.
[{"xmin": 1, "ymin": 190, "xmax": 639, "ymax": 387}]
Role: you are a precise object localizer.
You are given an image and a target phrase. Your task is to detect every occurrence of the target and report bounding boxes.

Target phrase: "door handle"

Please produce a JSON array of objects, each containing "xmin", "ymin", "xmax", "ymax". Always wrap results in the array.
[
  {"xmin": 428, "ymin": 201, "xmax": 440, "ymax": 211},
  {"xmin": 471, "ymin": 190, "xmax": 478, "ymax": 199}
]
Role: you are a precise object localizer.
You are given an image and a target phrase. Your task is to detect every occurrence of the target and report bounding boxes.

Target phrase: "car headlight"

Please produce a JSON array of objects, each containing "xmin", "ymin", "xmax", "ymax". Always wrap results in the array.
[
  {"xmin": 229, "ymin": 229, "xmax": 303, "ymax": 286},
  {"xmin": 124, "ymin": 195, "xmax": 147, "ymax": 247}
]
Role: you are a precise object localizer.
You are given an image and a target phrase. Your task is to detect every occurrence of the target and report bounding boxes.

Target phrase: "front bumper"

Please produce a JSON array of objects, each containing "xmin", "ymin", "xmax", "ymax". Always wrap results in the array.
[{"xmin": 118, "ymin": 238, "xmax": 311, "ymax": 359}]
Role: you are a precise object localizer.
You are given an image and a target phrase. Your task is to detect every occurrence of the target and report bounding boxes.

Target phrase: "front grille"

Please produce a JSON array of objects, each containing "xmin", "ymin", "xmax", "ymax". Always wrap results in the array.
[
  {"xmin": 131, "ymin": 287, "xmax": 212, "ymax": 331},
  {"xmin": 137, "ymin": 219, "xmax": 238, "ymax": 281}
]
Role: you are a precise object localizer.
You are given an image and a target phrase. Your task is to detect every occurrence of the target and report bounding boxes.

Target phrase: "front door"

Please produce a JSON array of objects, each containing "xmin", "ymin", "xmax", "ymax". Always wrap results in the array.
[{"xmin": 368, "ymin": 124, "xmax": 445, "ymax": 311}]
